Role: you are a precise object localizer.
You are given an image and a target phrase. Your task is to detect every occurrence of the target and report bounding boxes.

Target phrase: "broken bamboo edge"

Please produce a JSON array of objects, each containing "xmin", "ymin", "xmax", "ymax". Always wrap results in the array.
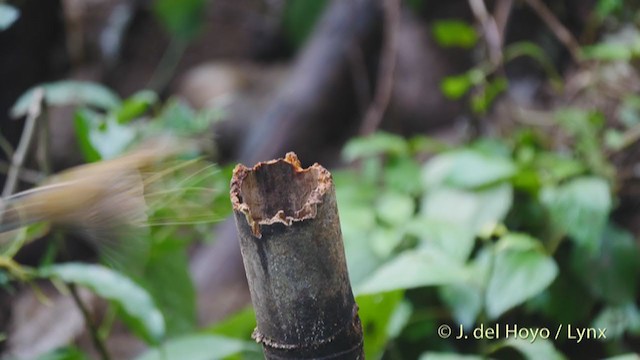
[{"xmin": 230, "ymin": 152, "xmax": 364, "ymax": 359}]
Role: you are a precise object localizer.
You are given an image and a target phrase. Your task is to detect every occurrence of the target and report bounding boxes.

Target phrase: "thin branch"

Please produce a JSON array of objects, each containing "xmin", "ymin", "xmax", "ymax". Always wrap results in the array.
[
  {"xmin": 468, "ymin": 0, "xmax": 504, "ymax": 66},
  {"xmin": 493, "ymin": 0, "xmax": 514, "ymax": 42},
  {"xmin": 2, "ymin": 88, "xmax": 44, "ymax": 198},
  {"xmin": 523, "ymin": 0, "xmax": 581, "ymax": 62},
  {"xmin": 69, "ymin": 284, "xmax": 111, "ymax": 360},
  {"xmin": 359, "ymin": 0, "xmax": 401, "ymax": 135},
  {"xmin": 0, "ymin": 162, "xmax": 43, "ymax": 184}
]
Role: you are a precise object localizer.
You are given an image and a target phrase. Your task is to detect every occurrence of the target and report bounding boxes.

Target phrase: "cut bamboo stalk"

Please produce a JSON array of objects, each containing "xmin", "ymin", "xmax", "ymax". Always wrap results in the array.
[{"xmin": 230, "ymin": 152, "xmax": 363, "ymax": 359}]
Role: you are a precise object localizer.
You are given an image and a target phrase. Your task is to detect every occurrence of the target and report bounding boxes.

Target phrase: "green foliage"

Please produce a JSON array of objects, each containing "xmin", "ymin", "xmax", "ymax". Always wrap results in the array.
[
  {"xmin": 135, "ymin": 334, "xmax": 257, "ymax": 360},
  {"xmin": 0, "ymin": 3, "xmax": 19, "ymax": 31},
  {"xmin": 11, "ymin": 81, "xmax": 120, "ymax": 118},
  {"xmin": 432, "ymin": 20, "xmax": 478, "ymax": 49},
  {"xmin": 335, "ymin": 127, "xmax": 639, "ymax": 358},
  {"xmin": 40, "ymin": 263, "xmax": 166, "ymax": 344}
]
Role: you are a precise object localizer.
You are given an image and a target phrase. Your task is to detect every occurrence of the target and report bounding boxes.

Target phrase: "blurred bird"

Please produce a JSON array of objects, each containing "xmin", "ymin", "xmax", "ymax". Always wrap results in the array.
[{"xmin": 0, "ymin": 137, "xmax": 218, "ymax": 264}]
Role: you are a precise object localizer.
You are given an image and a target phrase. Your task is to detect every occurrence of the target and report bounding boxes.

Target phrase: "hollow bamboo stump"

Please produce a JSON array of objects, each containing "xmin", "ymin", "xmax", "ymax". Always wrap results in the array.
[{"xmin": 230, "ymin": 153, "xmax": 363, "ymax": 359}]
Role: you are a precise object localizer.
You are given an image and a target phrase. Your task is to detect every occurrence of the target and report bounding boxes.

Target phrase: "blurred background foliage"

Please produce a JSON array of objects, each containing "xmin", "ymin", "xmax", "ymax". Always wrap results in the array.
[{"xmin": 1, "ymin": 0, "xmax": 640, "ymax": 359}]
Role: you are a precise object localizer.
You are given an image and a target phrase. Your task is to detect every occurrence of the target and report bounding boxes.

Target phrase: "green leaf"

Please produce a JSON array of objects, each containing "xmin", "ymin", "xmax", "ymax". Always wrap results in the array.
[
  {"xmin": 420, "ymin": 353, "xmax": 484, "ymax": 360},
  {"xmin": 495, "ymin": 338, "xmax": 566, "ymax": 360},
  {"xmin": 541, "ymin": 176, "xmax": 611, "ymax": 252},
  {"xmin": 421, "ymin": 184, "xmax": 513, "ymax": 235},
  {"xmin": 406, "ymin": 218, "xmax": 475, "ymax": 262},
  {"xmin": 375, "ymin": 191, "xmax": 415, "ymax": 226},
  {"xmin": 0, "ymin": 3, "xmax": 19, "ymax": 31},
  {"xmin": 422, "ymin": 150, "xmax": 516, "ymax": 190},
  {"xmin": 283, "ymin": 0, "xmax": 329, "ymax": 48},
  {"xmin": 153, "ymin": 0, "xmax": 207, "ymax": 39},
  {"xmin": 440, "ymin": 69, "xmax": 484, "ymax": 99},
  {"xmin": 592, "ymin": 303, "xmax": 640, "ymax": 339},
  {"xmin": 439, "ymin": 283, "xmax": 482, "ymax": 329},
  {"xmin": 116, "ymin": 90, "xmax": 158, "ymax": 124},
  {"xmin": 431, "ymin": 20, "xmax": 478, "ymax": 49},
  {"xmin": 485, "ymin": 234, "xmax": 558, "ymax": 319},
  {"xmin": 384, "ymin": 156, "xmax": 423, "ymax": 195},
  {"xmin": 40, "ymin": 263, "xmax": 165, "ymax": 344},
  {"xmin": 36, "ymin": 346, "xmax": 91, "ymax": 360},
  {"xmin": 206, "ymin": 307, "xmax": 256, "ymax": 339},
  {"xmin": 342, "ymin": 132, "xmax": 410, "ymax": 161},
  {"xmin": 357, "ymin": 248, "xmax": 468, "ymax": 295},
  {"xmin": 135, "ymin": 334, "xmax": 255, "ymax": 360},
  {"xmin": 356, "ymin": 291, "xmax": 404, "ymax": 359},
  {"xmin": 11, "ymin": 81, "xmax": 120, "ymax": 118},
  {"xmin": 581, "ymin": 42, "xmax": 633, "ymax": 61},
  {"xmin": 371, "ymin": 226, "xmax": 404, "ymax": 258},
  {"xmin": 142, "ymin": 243, "xmax": 196, "ymax": 337},
  {"xmin": 571, "ymin": 223, "xmax": 640, "ymax": 304},
  {"xmin": 151, "ymin": 99, "xmax": 220, "ymax": 136},
  {"xmin": 73, "ymin": 109, "xmax": 103, "ymax": 162},
  {"xmin": 74, "ymin": 110, "xmax": 136, "ymax": 161}
]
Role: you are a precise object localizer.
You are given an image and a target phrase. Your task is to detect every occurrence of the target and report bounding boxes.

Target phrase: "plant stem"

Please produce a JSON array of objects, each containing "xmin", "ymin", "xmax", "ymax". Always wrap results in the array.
[
  {"xmin": 2, "ymin": 88, "xmax": 44, "ymax": 198},
  {"xmin": 69, "ymin": 284, "xmax": 111, "ymax": 360}
]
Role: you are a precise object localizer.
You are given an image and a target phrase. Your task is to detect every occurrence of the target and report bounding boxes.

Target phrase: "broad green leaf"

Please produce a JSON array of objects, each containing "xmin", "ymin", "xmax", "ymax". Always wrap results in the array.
[
  {"xmin": 342, "ymin": 132, "xmax": 410, "ymax": 161},
  {"xmin": 371, "ymin": 227, "xmax": 404, "ymax": 258},
  {"xmin": 36, "ymin": 346, "xmax": 91, "ymax": 360},
  {"xmin": 153, "ymin": 0, "xmax": 207, "ymax": 39},
  {"xmin": 142, "ymin": 243, "xmax": 196, "ymax": 337},
  {"xmin": 541, "ymin": 176, "xmax": 611, "ymax": 252},
  {"xmin": 344, "ymin": 227, "xmax": 384, "ymax": 287},
  {"xmin": 495, "ymin": 338, "xmax": 566, "ymax": 360},
  {"xmin": 384, "ymin": 156, "xmax": 423, "ymax": 195},
  {"xmin": 422, "ymin": 150, "xmax": 516, "ymax": 189},
  {"xmin": 206, "ymin": 307, "xmax": 256, "ymax": 339},
  {"xmin": 571, "ymin": 223, "xmax": 640, "ymax": 304},
  {"xmin": 357, "ymin": 248, "xmax": 468, "ymax": 295},
  {"xmin": 74, "ymin": 110, "xmax": 136, "ymax": 161},
  {"xmin": 421, "ymin": 184, "xmax": 513, "ymax": 235},
  {"xmin": 135, "ymin": 334, "xmax": 255, "ymax": 360},
  {"xmin": 40, "ymin": 263, "xmax": 165, "ymax": 344},
  {"xmin": 420, "ymin": 353, "xmax": 484, "ymax": 360},
  {"xmin": 592, "ymin": 303, "xmax": 640, "ymax": 339},
  {"xmin": 11, "ymin": 81, "xmax": 120, "ymax": 118},
  {"xmin": 283, "ymin": 0, "xmax": 329, "ymax": 47},
  {"xmin": 116, "ymin": 90, "xmax": 158, "ymax": 124},
  {"xmin": 406, "ymin": 218, "xmax": 475, "ymax": 262},
  {"xmin": 485, "ymin": 234, "xmax": 558, "ymax": 319},
  {"xmin": 356, "ymin": 291, "xmax": 404, "ymax": 359},
  {"xmin": 532, "ymin": 152, "xmax": 585, "ymax": 185},
  {"xmin": 0, "ymin": 3, "xmax": 19, "ymax": 31},
  {"xmin": 431, "ymin": 20, "xmax": 478, "ymax": 49},
  {"xmin": 375, "ymin": 191, "xmax": 415, "ymax": 226},
  {"xmin": 439, "ymin": 283, "xmax": 482, "ymax": 329}
]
